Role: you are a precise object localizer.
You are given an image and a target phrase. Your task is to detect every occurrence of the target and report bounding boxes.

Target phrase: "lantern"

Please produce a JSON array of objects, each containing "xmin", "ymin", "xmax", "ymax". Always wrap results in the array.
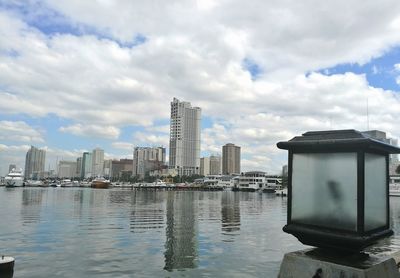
[{"xmin": 277, "ymin": 130, "xmax": 400, "ymax": 251}]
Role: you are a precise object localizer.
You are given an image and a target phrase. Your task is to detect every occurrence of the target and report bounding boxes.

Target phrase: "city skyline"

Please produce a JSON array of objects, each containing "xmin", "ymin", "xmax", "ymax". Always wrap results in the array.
[{"xmin": 3, "ymin": 2, "xmax": 400, "ymax": 176}]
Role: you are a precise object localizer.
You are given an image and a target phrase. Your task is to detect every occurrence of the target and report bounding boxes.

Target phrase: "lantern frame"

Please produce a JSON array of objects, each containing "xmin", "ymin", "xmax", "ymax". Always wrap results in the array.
[{"xmin": 277, "ymin": 130, "xmax": 400, "ymax": 252}]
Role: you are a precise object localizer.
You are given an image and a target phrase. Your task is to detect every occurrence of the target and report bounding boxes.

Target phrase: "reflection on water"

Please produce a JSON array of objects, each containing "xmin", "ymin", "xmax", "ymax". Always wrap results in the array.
[
  {"xmin": 164, "ymin": 192, "xmax": 198, "ymax": 271},
  {"xmin": 21, "ymin": 189, "xmax": 44, "ymax": 224},
  {"xmin": 221, "ymin": 192, "xmax": 240, "ymax": 233},
  {"xmin": 130, "ymin": 191, "xmax": 164, "ymax": 233},
  {"xmin": 0, "ymin": 188, "xmax": 306, "ymax": 277}
]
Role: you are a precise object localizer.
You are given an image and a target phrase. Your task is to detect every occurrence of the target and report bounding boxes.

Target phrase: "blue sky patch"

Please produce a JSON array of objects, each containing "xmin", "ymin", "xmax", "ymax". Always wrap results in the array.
[
  {"xmin": 318, "ymin": 47, "xmax": 400, "ymax": 91},
  {"xmin": 242, "ymin": 58, "xmax": 262, "ymax": 80},
  {"xmin": 0, "ymin": 1, "xmax": 147, "ymax": 49}
]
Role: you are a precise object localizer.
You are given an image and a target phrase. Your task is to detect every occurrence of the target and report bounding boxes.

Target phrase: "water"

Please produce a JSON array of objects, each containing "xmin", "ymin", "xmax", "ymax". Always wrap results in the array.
[{"xmin": 1, "ymin": 188, "xmax": 400, "ymax": 278}]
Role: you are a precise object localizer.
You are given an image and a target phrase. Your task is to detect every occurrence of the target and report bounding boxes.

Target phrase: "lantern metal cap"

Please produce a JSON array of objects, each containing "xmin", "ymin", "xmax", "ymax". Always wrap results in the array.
[{"xmin": 277, "ymin": 129, "xmax": 400, "ymax": 153}]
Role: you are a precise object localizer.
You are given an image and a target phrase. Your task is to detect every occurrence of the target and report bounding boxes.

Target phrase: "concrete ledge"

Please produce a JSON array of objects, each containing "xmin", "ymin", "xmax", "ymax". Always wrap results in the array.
[{"xmin": 278, "ymin": 248, "xmax": 400, "ymax": 278}]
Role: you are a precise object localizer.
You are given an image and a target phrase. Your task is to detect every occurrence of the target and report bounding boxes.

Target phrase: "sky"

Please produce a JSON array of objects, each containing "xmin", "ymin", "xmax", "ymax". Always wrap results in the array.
[{"xmin": 2, "ymin": 0, "xmax": 400, "ymax": 176}]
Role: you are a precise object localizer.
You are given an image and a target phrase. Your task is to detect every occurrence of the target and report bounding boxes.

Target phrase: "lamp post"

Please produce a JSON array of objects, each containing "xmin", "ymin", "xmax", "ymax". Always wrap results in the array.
[{"xmin": 277, "ymin": 129, "xmax": 400, "ymax": 252}]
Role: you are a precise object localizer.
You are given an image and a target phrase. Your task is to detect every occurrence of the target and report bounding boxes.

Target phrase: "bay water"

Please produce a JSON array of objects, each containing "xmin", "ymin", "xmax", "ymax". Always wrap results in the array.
[{"xmin": 1, "ymin": 188, "xmax": 400, "ymax": 277}]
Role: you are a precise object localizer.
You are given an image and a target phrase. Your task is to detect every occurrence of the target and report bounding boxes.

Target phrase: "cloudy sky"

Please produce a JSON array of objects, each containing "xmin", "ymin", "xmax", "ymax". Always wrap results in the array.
[{"xmin": 2, "ymin": 0, "xmax": 400, "ymax": 176}]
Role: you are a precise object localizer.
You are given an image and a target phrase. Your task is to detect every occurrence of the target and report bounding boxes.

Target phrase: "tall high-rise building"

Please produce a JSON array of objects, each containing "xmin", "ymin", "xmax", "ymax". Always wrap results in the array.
[
  {"xmin": 76, "ymin": 157, "xmax": 82, "ymax": 178},
  {"xmin": 103, "ymin": 159, "xmax": 112, "ymax": 177},
  {"xmin": 24, "ymin": 146, "xmax": 46, "ymax": 179},
  {"xmin": 209, "ymin": 155, "xmax": 222, "ymax": 175},
  {"xmin": 92, "ymin": 148, "xmax": 104, "ymax": 177},
  {"xmin": 81, "ymin": 152, "xmax": 92, "ymax": 178},
  {"xmin": 200, "ymin": 157, "xmax": 210, "ymax": 176},
  {"xmin": 133, "ymin": 147, "xmax": 166, "ymax": 179},
  {"xmin": 222, "ymin": 143, "xmax": 241, "ymax": 175},
  {"xmin": 200, "ymin": 155, "xmax": 222, "ymax": 176},
  {"xmin": 169, "ymin": 97, "xmax": 201, "ymax": 176}
]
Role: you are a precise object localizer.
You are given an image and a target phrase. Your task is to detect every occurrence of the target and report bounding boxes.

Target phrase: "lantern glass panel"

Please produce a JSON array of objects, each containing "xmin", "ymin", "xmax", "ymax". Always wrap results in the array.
[
  {"xmin": 292, "ymin": 153, "xmax": 357, "ymax": 231},
  {"xmin": 364, "ymin": 153, "xmax": 387, "ymax": 231}
]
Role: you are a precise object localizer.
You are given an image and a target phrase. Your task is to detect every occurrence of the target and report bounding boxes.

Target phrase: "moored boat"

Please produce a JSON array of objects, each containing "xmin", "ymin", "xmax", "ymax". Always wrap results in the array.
[
  {"xmin": 60, "ymin": 179, "xmax": 73, "ymax": 187},
  {"xmin": 25, "ymin": 180, "xmax": 43, "ymax": 187},
  {"xmin": 80, "ymin": 181, "xmax": 91, "ymax": 187},
  {"xmin": 91, "ymin": 177, "xmax": 110, "ymax": 189},
  {"xmin": 5, "ymin": 168, "xmax": 24, "ymax": 187}
]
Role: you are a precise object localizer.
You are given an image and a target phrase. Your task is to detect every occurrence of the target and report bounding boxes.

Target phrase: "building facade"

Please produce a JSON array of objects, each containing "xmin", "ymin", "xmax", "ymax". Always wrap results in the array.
[
  {"xmin": 76, "ymin": 157, "xmax": 82, "ymax": 178},
  {"xmin": 92, "ymin": 148, "xmax": 104, "ymax": 177},
  {"xmin": 24, "ymin": 146, "xmax": 46, "ymax": 179},
  {"xmin": 200, "ymin": 155, "xmax": 222, "ymax": 176},
  {"xmin": 81, "ymin": 152, "xmax": 92, "ymax": 179},
  {"xmin": 58, "ymin": 161, "xmax": 78, "ymax": 178},
  {"xmin": 209, "ymin": 155, "xmax": 221, "ymax": 175},
  {"xmin": 103, "ymin": 159, "xmax": 112, "ymax": 178},
  {"xmin": 222, "ymin": 143, "xmax": 241, "ymax": 175},
  {"xmin": 200, "ymin": 157, "xmax": 210, "ymax": 176},
  {"xmin": 133, "ymin": 147, "xmax": 166, "ymax": 179},
  {"xmin": 111, "ymin": 159, "xmax": 133, "ymax": 179},
  {"xmin": 169, "ymin": 98, "xmax": 201, "ymax": 176}
]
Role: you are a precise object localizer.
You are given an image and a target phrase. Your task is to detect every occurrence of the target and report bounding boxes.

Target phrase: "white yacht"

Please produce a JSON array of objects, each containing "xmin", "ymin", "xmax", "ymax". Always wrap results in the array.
[
  {"xmin": 60, "ymin": 179, "xmax": 73, "ymax": 187},
  {"xmin": 25, "ymin": 180, "xmax": 43, "ymax": 187},
  {"xmin": 153, "ymin": 180, "xmax": 167, "ymax": 188},
  {"xmin": 5, "ymin": 168, "xmax": 24, "ymax": 187}
]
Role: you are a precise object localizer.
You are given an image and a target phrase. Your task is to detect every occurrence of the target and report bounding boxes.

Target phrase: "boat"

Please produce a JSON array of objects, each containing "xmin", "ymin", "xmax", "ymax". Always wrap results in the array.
[
  {"xmin": 80, "ymin": 181, "xmax": 91, "ymax": 187},
  {"xmin": 25, "ymin": 180, "xmax": 43, "ymax": 187},
  {"xmin": 263, "ymin": 177, "xmax": 283, "ymax": 193},
  {"xmin": 49, "ymin": 181, "xmax": 60, "ymax": 187},
  {"xmin": 153, "ymin": 180, "xmax": 167, "ymax": 188},
  {"xmin": 60, "ymin": 179, "xmax": 73, "ymax": 187},
  {"xmin": 4, "ymin": 168, "xmax": 24, "ymax": 187},
  {"xmin": 91, "ymin": 177, "xmax": 110, "ymax": 189}
]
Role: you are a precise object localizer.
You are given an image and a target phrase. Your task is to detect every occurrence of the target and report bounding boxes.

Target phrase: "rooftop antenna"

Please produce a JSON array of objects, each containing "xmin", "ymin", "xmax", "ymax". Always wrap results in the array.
[{"xmin": 367, "ymin": 97, "xmax": 370, "ymax": 131}]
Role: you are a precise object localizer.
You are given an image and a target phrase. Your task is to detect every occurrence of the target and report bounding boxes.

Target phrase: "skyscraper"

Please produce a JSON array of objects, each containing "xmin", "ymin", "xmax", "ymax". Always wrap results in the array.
[
  {"xmin": 169, "ymin": 98, "xmax": 201, "ymax": 176},
  {"xmin": 76, "ymin": 157, "xmax": 82, "ymax": 178},
  {"xmin": 133, "ymin": 147, "xmax": 166, "ymax": 179},
  {"xmin": 222, "ymin": 143, "xmax": 241, "ymax": 175},
  {"xmin": 92, "ymin": 148, "xmax": 104, "ymax": 177},
  {"xmin": 200, "ymin": 157, "xmax": 210, "ymax": 176},
  {"xmin": 209, "ymin": 155, "xmax": 222, "ymax": 175},
  {"xmin": 81, "ymin": 152, "xmax": 92, "ymax": 178},
  {"xmin": 24, "ymin": 146, "xmax": 46, "ymax": 179}
]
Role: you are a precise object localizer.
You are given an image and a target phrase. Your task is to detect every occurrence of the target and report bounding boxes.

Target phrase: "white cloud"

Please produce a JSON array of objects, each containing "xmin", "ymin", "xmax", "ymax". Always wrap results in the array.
[
  {"xmin": 202, "ymin": 72, "xmax": 400, "ymax": 173},
  {"xmin": 0, "ymin": 121, "xmax": 44, "ymax": 143},
  {"xmin": 2, "ymin": 2, "xmax": 400, "ymax": 174},
  {"xmin": 59, "ymin": 124, "xmax": 120, "ymax": 139},
  {"xmin": 0, "ymin": 144, "xmax": 31, "ymax": 176},
  {"xmin": 145, "ymin": 125, "xmax": 170, "ymax": 134},
  {"xmin": 133, "ymin": 132, "xmax": 169, "ymax": 147},
  {"xmin": 111, "ymin": 141, "xmax": 134, "ymax": 151}
]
